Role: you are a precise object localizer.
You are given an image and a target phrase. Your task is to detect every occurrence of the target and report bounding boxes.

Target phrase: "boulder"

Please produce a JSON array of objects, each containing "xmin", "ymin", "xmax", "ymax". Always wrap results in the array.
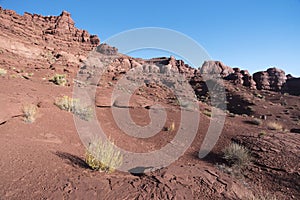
[
  {"xmin": 200, "ymin": 61, "xmax": 234, "ymax": 77},
  {"xmin": 253, "ymin": 68, "xmax": 286, "ymax": 91}
]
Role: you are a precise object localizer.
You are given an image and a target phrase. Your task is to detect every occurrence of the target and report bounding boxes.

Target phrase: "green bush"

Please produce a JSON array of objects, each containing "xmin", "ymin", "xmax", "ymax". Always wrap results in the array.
[{"xmin": 85, "ymin": 138, "xmax": 123, "ymax": 173}]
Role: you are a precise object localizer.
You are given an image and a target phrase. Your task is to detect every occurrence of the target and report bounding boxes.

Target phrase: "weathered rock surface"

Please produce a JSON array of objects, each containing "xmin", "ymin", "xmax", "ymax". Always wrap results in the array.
[
  {"xmin": 200, "ymin": 61, "xmax": 234, "ymax": 77},
  {"xmin": 0, "ymin": 8, "xmax": 99, "ymax": 49},
  {"xmin": 253, "ymin": 67, "xmax": 286, "ymax": 91},
  {"xmin": 283, "ymin": 77, "xmax": 300, "ymax": 95},
  {"xmin": 97, "ymin": 43, "xmax": 118, "ymax": 55}
]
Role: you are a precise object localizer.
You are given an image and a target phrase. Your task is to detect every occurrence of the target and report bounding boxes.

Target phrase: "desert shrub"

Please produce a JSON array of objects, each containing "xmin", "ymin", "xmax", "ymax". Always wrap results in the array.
[
  {"xmin": 254, "ymin": 93, "xmax": 264, "ymax": 99},
  {"xmin": 223, "ymin": 142, "xmax": 250, "ymax": 167},
  {"xmin": 258, "ymin": 131, "xmax": 267, "ymax": 137},
  {"xmin": 168, "ymin": 121, "xmax": 175, "ymax": 131},
  {"xmin": 55, "ymin": 96, "xmax": 79, "ymax": 112},
  {"xmin": 267, "ymin": 122, "xmax": 283, "ymax": 131},
  {"xmin": 203, "ymin": 110, "xmax": 212, "ymax": 117},
  {"xmin": 54, "ymin": 96, "xmax": 93, "ymax": 121},
  {"xmin": 0, "ymin": 68, "xmax": 7, "ymax": 76},
  {"xmin": 85, "ymin": 138, "xmax": 123, "ymax": 173},
  {"xmin": 50, "ymin": 74, "xmax": 67, "ymax": 86},
  {"xmin": 22, "ymin": 104, "xmax": 38, "ymax": 123}
]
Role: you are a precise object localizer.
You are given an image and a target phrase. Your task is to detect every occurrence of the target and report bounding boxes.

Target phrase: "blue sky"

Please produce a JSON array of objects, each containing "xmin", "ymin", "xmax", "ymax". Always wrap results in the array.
[{"xmin": 1, "ymin": 0, "xmax": 299, "ymax": 76}]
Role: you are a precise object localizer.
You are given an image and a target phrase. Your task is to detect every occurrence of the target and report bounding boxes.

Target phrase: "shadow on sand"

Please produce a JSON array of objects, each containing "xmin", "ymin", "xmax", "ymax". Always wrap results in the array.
[{"xmin": 54, "ymin": 151, "xmax": 91, "ymax": 169}]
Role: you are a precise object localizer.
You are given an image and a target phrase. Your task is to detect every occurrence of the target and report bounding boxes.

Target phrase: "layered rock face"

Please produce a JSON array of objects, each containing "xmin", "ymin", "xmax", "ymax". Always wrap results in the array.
[
  {"xmin": 0, "ymin": 7, "xmax": 99, "ymax": 55},
  {"xmin": 0, "ymin": 7, "xmax": 100, "ymax": 69},
  {"xmin": 0, "ymin": 7, "xmax": 100, "ymax": 77}
]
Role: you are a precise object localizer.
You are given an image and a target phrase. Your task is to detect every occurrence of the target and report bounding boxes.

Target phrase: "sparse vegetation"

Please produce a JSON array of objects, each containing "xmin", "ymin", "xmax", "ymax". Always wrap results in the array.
[
  {"xmin": 267, "ymin": 122, "xmax": 283, "ymax": 131},
  {"xmin": 22, "ymin": 104, "xmax": 38, "ymax": 123},
  {"xmin": 203, "ymin": 109, "xmax": 212, "ymax": 117},
  {"xmin": 254, "ymin": 93, "xmax": 264, "ymax": 99},
  {"xmin": 223, "ymin": 142, "xmax": 251, "ymax": 167},
  {"xmin": 85, "ymin": 138, "xmax": 123, "ymax": 173},
  {"xmin": 0, "ymin": 68, "xmax": 7, "ymax": 76},
  {"xmin": 50, "ymin": 74, "xmax": 67, "ymax": 86},
  {"xmin": 258, "ymin": 131, "xmax": 267, "ymax": 137},
  {"xmin": 54, "ymin": 96, "xmax": 93, "ymax": 121},
  {"xmin": 168, "ymin": 121, "xmax": 175, "ymax": 131}
]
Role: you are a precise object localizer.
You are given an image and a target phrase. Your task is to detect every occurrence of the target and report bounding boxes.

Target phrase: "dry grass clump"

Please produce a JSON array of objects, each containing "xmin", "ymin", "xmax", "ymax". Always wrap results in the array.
[
  {"xmin": 85, "ymin": 138, "xmax": 123, "ymax": 173},
  {"xmin": 55, "ymin": 96, "xmax": 79, "ymax": 112},
  {"xmin": 223, "ymin": 142, "xmax": 251, "ymax": 167},
  {"xmin": 203, "ymin": 109, "xmax": 212, "ymax": 117},
  {"xmin": 54, "ymin": 96, "xmax": 93, "ymax": 121},
  {"xmin": 50, "ymin": 74, "xmax": 67, "ymax": 86},
  {"xmin": 267, "ymin": 121, "xmax": 283, "ymax": 131},
  {"xmin": 258, "ymin": 131, "xmax": 267, "ymax": 137},
  {"xmin": 168, "ymin": 121, "xmax": 175, "ymax": 131},
  {"xmin": 22, "ymin": 104, "xmax": 38, "ymax": 123},
  {"xmin": 0, "ymin": 68, "xmax": 7, "ymax": 76}
]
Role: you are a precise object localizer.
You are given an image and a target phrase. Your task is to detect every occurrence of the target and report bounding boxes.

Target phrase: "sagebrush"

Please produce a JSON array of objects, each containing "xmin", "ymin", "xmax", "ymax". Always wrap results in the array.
[
  {"xmin": 267, "ymin": 122, "xmax": 283, "ymax": 131},
  {"xmin": 223, "ymin": 142, "xmax": 251, "ymax": 167},
  {"xmin": 50, "ymin": 74, "xmax": 67, "ymax": 86},
  {"xmin": 0, "ymin": 68, "xmax": 7, "ymax": 76},
  {"xmin": 22, "ymin": 104, "xmax": 38, "ymax": 123},
  {"xmin": 54, "ymin": 96, "xmax": 93, "ymax": 121},
  {"xmin": 85, "ymin": 138, "xmax": 123, "ymax": 173}
]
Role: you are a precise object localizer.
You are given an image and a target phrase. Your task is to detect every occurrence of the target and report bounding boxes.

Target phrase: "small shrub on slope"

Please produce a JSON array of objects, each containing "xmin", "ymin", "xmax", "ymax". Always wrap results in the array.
[
  {"xmin": 22, "ymin": 104, "xmax": 38, "ymax": 123},
  {"xmin": 54, "ymin": 96, "xmax": 93, "ymax": 121},
  {"xmin": 223, "ymin": 142, "xmax": 251, "ymax": 167},
  {"xmin": 85, "ymin": 138, "xmax": 123, "ymax": 173}
]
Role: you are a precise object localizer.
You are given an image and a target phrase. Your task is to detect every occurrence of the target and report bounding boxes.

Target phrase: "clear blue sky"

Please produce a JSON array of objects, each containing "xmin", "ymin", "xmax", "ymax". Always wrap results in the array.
[{"xmin": 1, "ymin": 0, "xmax": 299, "ymax": 76}]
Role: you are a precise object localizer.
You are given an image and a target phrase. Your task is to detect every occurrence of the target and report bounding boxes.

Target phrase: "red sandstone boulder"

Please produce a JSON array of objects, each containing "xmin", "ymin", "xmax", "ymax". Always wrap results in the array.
[{"xmin": 253, "ymin": 67, "xmax": 286, "ymax": 91}]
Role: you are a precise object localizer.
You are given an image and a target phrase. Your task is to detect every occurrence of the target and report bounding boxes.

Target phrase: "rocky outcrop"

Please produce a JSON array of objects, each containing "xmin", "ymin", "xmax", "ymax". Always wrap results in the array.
[
  {"xmin": 225, "ymin": 68, "xmax": 256, "ymax": 89},
  {"xmin": 284, "ymin": 77, "xmax": 300, "ymax": 95},
  {"xmin": 200, "ymin": 61, "xmax": 234, "ymax": 77},
  {"xmin": 0, "ymin": 7, "xmax": 99, "ymax": 52},
  {"xmin": 253, "ymin": 68, "xmax": 286, "ymax": 91},
  {"xmin": 0, "ymin": 7, "xmax": 100, "ymax": 77},
  {"xmin": 97, "ymin": 43, "xmax": 118, "ymax": 55},
  {"xmin": 199, "ymin": 61, "xmax": 256, "ymax": 89},
  {"xmin": 1, "ymin": 6, "xmax": 298, "ymax": 98}
]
